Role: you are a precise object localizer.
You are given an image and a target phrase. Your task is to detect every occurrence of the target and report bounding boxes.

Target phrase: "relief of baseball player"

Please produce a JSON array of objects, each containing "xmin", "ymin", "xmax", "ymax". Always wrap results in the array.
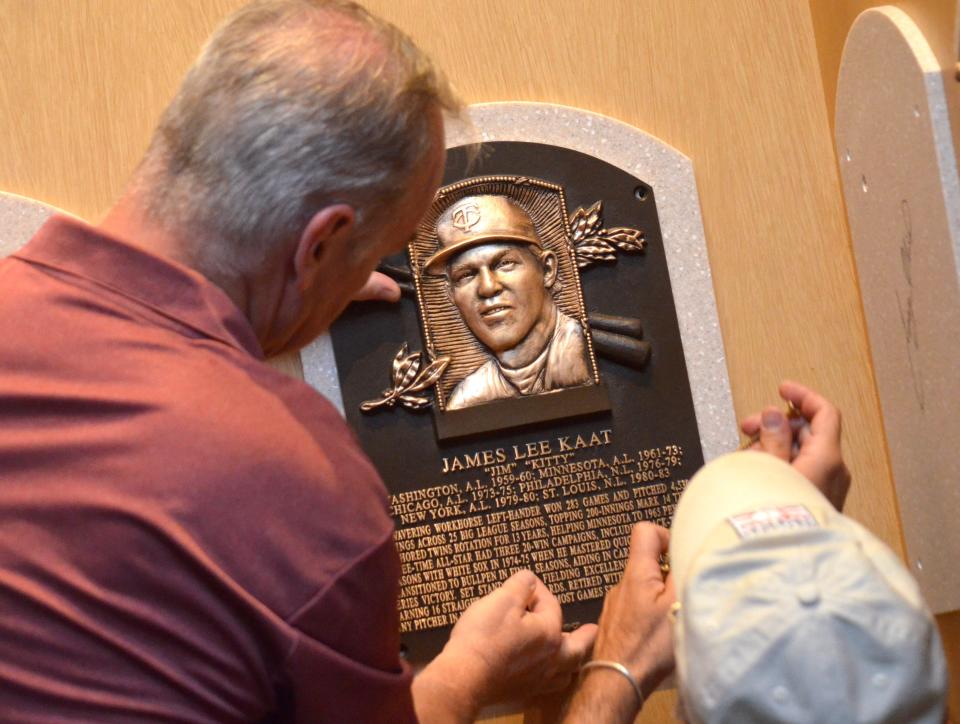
[{"xmin": 424, "ymin": 195, "xmax": 593, "ymax": 410}]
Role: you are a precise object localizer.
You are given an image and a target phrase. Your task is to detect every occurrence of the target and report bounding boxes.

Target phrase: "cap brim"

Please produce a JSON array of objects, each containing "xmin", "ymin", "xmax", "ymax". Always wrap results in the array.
[{"xmin": 422, "ymin": 234, "xmax": 541, "ymax": 275}]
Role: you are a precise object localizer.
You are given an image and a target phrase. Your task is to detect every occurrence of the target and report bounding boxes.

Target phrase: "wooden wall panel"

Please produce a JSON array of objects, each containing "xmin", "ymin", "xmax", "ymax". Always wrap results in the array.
[
  {"xmin": 1, "ymin": 0, "xmax": 935, "ymax": 720},
  {"xmin": 0, "ymin": 1, "xmax": 237, "ymax": 216}
]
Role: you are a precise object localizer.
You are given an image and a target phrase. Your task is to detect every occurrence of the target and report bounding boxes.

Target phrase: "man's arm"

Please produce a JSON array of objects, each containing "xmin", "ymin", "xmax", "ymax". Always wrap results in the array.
[
  {"xmin": 562, "ymin": 523, "xmax": 676, "ymax": 723},
  {"xmin": 560, "ymin": 382, "xmax": 849, "ymax": 723},
  {"xmin": 412, "ymin": 569, "xmax": 597, "ymax": 723}
]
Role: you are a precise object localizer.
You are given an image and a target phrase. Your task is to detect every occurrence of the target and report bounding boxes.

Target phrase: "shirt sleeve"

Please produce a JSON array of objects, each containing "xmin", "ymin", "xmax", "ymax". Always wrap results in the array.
[{"xmin": 282, "ymin": 533, "xmax": 416, "ymax": 724}]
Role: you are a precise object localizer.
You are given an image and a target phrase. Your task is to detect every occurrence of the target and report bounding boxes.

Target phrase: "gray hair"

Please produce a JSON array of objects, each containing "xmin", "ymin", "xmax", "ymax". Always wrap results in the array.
[{"xmin": 135, "ymin": 0, "xmax": 459, "ymax": 276}]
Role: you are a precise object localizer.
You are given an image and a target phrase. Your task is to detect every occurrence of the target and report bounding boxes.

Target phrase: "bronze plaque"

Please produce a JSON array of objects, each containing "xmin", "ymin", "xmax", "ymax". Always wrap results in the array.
[{"xmin": 331, "ymin": 141, "xmax": 703, "ymax": 660}]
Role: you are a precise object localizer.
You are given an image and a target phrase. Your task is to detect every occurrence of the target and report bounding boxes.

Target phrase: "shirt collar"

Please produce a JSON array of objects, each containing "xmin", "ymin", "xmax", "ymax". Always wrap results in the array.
[{"xmin": 13, "ymin": 215, "xmax": 265, "ymax": 359}]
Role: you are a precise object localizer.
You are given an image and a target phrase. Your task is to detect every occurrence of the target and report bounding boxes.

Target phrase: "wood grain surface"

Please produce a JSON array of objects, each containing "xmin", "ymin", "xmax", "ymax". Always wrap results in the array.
[{"xmin": 2, "ymin": 0, "xmax": 952, "ymax": 721}]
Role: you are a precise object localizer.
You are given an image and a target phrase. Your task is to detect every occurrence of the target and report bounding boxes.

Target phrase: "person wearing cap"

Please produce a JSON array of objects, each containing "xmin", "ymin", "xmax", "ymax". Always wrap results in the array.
[
  {"xmin": 562, "ymin": 381, "xmax": 948, "ymax": 723},
  {"xmin": 424, "ymin": 195, "xmax": 593, "ymax": 410}
]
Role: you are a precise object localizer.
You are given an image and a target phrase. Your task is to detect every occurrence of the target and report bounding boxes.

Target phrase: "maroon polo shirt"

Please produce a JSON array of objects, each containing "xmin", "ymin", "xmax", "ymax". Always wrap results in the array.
[{"xmin": 0, "ymin": 217, "xmax": 415, "ymax": 722}]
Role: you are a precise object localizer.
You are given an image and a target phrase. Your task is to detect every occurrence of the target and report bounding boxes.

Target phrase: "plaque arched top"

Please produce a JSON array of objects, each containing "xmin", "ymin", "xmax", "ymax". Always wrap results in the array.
[
  {"xmin": 439, "ymin": 102, "xmax": 737, "ymax": 461},
  {"xmin": 835, "ymin": 7, "xmax": 960, "ymax": 613}
]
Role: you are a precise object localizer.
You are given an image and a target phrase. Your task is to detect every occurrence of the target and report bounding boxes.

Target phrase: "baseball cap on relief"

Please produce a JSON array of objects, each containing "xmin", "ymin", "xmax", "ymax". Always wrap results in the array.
[
  {"xmin": 424, "ymin": 195, "xmax": 542, "ymax": 275},
  {"xmin": 668, "ymin": 451, "xmax": 947, "ymax": 724}
]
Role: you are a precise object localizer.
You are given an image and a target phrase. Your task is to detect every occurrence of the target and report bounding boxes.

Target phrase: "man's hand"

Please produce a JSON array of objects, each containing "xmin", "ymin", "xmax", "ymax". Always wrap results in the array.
[
  {"xmin": 351, "ymin": 271, "xmax": 401, "ymax": 303},
  {"xmin": 563, "ymin": 523, "xmax": 675, "ymax": 723},
  {"xmin": 740, "ymin": 380, "xmax": 851, "ymax": 510},
  {"xmin": 413, "ymin": 570, "xmax": 596, "ymax": 723}
]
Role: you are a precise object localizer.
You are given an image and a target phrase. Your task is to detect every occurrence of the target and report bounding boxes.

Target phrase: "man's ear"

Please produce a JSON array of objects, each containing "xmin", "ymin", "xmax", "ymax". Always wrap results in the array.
[
  {"xmin": 293, "ymin": 204, "xmax": 356, "ymax": 288},
  {"xmin": 541, "ymin": 250, "xmax": 558, "ymax": 288}
]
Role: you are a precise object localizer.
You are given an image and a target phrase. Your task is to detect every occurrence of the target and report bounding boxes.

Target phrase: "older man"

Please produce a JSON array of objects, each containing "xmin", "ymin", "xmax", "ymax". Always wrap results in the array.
[
  {"xmin": 0, "ymin": 1, "xmax": 598, "ymax": 721},
  {"xmin": 425, "ymin": 194, "xmax": 594, "ymax": 410}
]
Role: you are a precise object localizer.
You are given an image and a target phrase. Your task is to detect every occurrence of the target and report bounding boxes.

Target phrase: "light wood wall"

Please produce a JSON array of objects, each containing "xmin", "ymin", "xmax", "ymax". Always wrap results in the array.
[{"xmin": 1, "ymin": 0, "xmax": 952, "ymax": 720}]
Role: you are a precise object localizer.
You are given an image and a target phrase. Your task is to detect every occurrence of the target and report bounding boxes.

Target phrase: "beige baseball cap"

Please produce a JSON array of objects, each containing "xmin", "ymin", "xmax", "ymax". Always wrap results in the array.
[
  {"xmin": 423, "ymin": 195, "xmax": 541, "ymax": 275},
  {"xmin": 669, "ymin": 451, "xmax": 947, "ymax": 723}
]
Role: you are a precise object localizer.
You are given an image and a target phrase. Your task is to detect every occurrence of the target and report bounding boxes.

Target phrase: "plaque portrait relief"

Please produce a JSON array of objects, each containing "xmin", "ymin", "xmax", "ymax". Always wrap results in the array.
[
  {"xmin": 427, "ymin": 195, "xmax": 592, "ymax": 409},
  {"xmin": 412, "ymin": 179, "xmax": 600, "ymax": 419},
  {"xmin": 308, "ymin": 108, "xmax": 738, "ymax": 661}
]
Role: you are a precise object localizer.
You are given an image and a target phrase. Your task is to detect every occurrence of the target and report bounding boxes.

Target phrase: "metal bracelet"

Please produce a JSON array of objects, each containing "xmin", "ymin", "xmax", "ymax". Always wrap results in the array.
[{"xmin": 579, "ymin": 660, "xmax": 644, "ymax": 709}]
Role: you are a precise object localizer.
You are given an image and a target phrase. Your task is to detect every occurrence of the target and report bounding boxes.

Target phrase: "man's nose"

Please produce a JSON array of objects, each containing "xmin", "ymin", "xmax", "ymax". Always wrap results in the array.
[{"xmin": 476, "ymin": 267, "xmax": 502, "ymax": 297}]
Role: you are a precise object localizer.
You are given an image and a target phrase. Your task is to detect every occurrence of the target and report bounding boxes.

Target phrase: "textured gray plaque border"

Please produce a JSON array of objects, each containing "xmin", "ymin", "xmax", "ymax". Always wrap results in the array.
[
  {"xmin": 0, "ymin": 191, "xmax": 70, "ymax": 258},
  {"xmin": 302, "ymin": 102, "xmax": 737, "ymax": 461}
]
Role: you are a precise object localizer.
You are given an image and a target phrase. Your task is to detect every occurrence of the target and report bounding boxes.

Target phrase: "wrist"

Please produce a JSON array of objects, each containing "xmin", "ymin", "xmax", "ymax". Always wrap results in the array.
[
  {"xmin": 592, "ymin": 646, "xmax": 664, "ymax": 700},
  {"xmin": 564, "ymin": 666, "xmax": 641, "ymax": 723},
  {"xmin": 413, "ymin": 651, "xmax": 483, "ymax": 724},
  {"xmin": 582, "ymin": 661, "xmax": 643, "ymax": 709}
]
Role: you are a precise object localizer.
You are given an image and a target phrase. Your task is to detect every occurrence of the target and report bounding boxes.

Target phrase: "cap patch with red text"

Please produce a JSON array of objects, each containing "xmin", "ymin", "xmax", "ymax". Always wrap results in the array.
[{"xmin": 727, "ymin": 505, "xmax": 819, "ymax": 540}]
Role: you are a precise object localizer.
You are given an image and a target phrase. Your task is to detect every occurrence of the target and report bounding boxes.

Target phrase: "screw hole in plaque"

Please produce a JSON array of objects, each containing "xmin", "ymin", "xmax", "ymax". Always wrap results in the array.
[{"xmin": 633, "ymin": 184, "xmax": 648, "ymax": 201}]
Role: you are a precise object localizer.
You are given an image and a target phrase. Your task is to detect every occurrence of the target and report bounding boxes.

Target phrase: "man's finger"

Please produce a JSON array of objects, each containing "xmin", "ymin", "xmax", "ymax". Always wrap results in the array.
[
  {"xmin": 623, "ymin": 523, "xmax": 670, "ymax": 581},
  {"xmin": 557, "ymin": 623, "xmax": 597, "ymax": 670},
  {"xmin": 758, "ymin": 406, "xmax": 792, "ymax": 461},
  {"xmin": 351, "ymin": 271, "xmax": 401, "ymax": 302},
  {"xmin": 780, "ymin": 382, "xmax": 840, "ymax": 452},
  {"xmin": 779, "ymin": 380, "xmax": 841, "ymax": 447},
  {"xmin": 526, "ymin": 576, "xmax": 563, "ymax": 630},
  {"xmin": 780, "ymin": 380, "xmax": 834, "ymax": 428},
  {"xmin": 633, "ymin": 522, "xmax": 670, "ymax": 558},
  {"xmin": 495, "ymin": 569, "xmax": 539, "ymax": 608},
  {"xmin": 807, "ymin": 397, "xmax": 841, "ymax": 439},
  {"xmin": 740, "ymin": 414, "xmax": 761, "ymax": 436},
  {"xmin": 778, "ymin": 379, "xmax": 812, "ymax": 407}
]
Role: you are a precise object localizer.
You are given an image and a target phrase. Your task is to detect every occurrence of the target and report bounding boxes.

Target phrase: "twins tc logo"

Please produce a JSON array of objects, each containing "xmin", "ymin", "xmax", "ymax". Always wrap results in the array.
[{"xmin": 451, "ymin": 202, "xmax": 481, "ymax": 232}]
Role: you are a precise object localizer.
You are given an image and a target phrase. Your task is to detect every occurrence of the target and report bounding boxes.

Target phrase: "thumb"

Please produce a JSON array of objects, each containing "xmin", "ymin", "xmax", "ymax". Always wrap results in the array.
[
  {"xmin": 495, "ymin": 569, "xmax": 539, "ymax": 607},
  {"xmin": 758, "ymin": 406, "xmax": 791, "ymax": 462},
  {"xmin": 622, "ymin": 523, "xmax": 669, "ymax": 582},
  {"xmin": 560, "ymin": 623, "xmax": 597, "ymax": 666}
]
